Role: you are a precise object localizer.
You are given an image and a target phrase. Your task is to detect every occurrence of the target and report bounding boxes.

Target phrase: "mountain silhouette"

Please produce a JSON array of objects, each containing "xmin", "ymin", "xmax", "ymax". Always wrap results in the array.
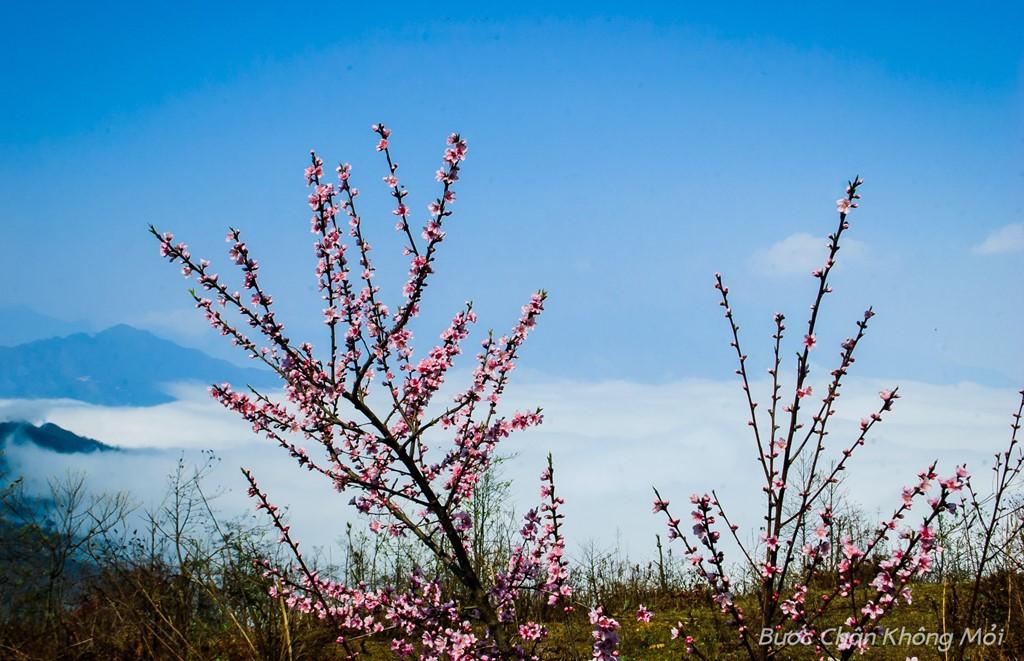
[
  {"xmin": 0, "ymin": 421, "xmax": 118, "ymax": 454},
  {"xmin": 0, "ymin": 325, "xmax": 278, "ymax": 406}
]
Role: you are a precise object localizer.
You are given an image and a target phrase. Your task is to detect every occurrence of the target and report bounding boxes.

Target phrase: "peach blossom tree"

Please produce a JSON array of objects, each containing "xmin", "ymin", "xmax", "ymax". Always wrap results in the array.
[
  {"xmin": 653, "ymin": 179, "xmax": 971, "ymax": 660},
  {"xmin": 152, "ymin": 125, "xmax": 608, "ymax": 660}
]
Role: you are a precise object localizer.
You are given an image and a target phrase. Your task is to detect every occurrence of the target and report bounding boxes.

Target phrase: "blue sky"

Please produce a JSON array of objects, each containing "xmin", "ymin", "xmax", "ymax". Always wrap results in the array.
[{"xmin": 2, "ymin": 2, "xmax": 1022, "ymax": 387}]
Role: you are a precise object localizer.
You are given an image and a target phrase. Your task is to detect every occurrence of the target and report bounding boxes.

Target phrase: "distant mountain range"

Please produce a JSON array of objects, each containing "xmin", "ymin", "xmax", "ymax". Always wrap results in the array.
[
  {"xmin": 0, "ymin": 421, "xmax": 118, "ymax": 454},
  {"xmin": 0, "ymin": 305, "xmax": 88, "ymax": 347},
  {"xmin": 0, "ymin": 324, "xmax": 278, "ymax": 406}
]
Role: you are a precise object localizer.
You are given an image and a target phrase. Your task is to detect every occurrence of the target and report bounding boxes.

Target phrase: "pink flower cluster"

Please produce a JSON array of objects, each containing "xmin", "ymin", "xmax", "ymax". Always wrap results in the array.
[
  {"xmin": 654, "ymin": 491, "xmax": 748, "ymax": 638},
  {"xmin": 491, "ymin": 457, "xmax": 574, "ymax": 628},
  {"xmin": 774, "ymin": 462, "xmax": 968, "ymax": 651},
  {"xmin": 589, "ymin": 607, "xmax": 621, "ymax": 660}
]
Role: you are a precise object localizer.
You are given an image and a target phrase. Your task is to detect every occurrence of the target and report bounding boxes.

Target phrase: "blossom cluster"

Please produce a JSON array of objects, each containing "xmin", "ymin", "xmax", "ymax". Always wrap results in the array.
[
  {"xmin": 589, "ymin": 607, "xmax": 621, "ymax": 660},
  {"xmin": 492, "ymin": 455, "xmax": 573, "ymax": 629}
]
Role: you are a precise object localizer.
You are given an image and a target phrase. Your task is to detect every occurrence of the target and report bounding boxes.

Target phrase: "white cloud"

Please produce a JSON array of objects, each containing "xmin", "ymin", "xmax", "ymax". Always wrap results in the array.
[
  {"xmin": 751, "ymin": 232, "xmax": 866, "ymax": 277},
  {"xmin": 0, "ymin": 384, "xmax": 255, "ymax": 449},
  {"xmin": 973, "ymin": 223, "xmax": 1024, "ymax": 255},
  {"xmin": 3, "ymin": 441, "xmax": 351, "ymax": 554},
  {"xmin": 2, "ymin": 375, "xmax": 1019, "ymax": 560}
]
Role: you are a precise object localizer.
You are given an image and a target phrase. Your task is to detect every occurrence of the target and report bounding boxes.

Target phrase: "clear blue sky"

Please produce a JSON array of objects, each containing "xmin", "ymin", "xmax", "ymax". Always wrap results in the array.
[{"xmin": 2, "ymin": 2, "xmax": 1022, "ymax": 386}]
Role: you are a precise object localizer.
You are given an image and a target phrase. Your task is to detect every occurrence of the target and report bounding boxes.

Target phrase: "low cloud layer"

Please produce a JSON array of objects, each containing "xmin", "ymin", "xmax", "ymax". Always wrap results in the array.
[
  {"xmin": 2, "ymin": 373, "xmax": 1019, "ymax": 562},
  {"xmin": 0, "ymin": 383, "xmax": 253, "ymax": 449}
]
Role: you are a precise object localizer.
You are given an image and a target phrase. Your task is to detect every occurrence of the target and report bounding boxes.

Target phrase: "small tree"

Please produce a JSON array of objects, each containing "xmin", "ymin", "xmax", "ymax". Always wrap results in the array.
[
  {"xmin": 653, "ymin": 179, "xmax": 974, "ymax": 659},
  {"xmin": 0, "ymin": 471, "xmax": 134, "ymax": 648},
  {"xmin": 152, "ymin": 125, "xmax": 604, "ymax": 659}
]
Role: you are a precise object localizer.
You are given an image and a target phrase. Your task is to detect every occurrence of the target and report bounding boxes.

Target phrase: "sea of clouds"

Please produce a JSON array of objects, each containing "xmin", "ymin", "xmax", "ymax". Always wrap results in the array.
[{"xmin": 1, "ymin": 373, "xmax": 1018, "ymax": 562}]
